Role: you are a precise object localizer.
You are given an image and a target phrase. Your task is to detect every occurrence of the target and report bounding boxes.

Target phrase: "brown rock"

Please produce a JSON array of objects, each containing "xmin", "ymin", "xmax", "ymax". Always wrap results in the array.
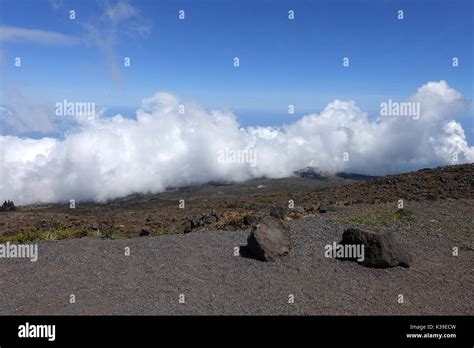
[{"xmin": 241, "ymin": 216, "xmax": 290, "ymax": 261}]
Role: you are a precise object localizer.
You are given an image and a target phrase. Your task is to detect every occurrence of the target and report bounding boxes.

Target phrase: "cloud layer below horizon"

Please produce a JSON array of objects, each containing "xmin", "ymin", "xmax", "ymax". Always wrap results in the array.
[{"xmin": 1, "ymin": 80, "xmax": 473, "ymax": 204}]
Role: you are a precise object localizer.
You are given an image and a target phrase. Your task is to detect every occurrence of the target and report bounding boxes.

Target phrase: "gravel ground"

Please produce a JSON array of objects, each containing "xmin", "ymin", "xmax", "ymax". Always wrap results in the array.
[{"xmin": 0, "ymin": 216, "xmax": 472, "ymax": 315}]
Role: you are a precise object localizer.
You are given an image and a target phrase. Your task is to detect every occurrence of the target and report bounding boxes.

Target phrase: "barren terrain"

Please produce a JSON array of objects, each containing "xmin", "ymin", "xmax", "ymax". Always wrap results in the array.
[{"xmin": 0, "ymin": 164, "xmax": 472, "ymax": 315}]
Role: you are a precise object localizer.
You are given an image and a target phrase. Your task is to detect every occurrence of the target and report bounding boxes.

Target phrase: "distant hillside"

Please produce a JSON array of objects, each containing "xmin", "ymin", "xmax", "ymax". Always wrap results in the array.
[
  {"xmin": 335, "ymin": 172, "xmax": 378, "ymax": 181},
  {"xmin": 106, "ymin": 164, "xmax": 473, "ymax": 204},
  {"xmin": 310, "ymin": 163, "xmax": 473, "ymax": 204},
  {"xmin": 294, "ymin": 167, "xmax": 327, "ymax": 180},
  {"xmin": 0, "ymin": 163, "xmax": 472, "ymax": 241},
  {"xmin": 294, "ymin": 167, "xmax": 377, "ymax": 182}
]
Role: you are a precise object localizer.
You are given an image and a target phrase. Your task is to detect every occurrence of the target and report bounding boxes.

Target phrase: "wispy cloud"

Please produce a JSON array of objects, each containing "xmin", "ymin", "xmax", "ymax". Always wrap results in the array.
[
  {"xmin": 49, "ymin": 0, "xmax": 63, "ymax": 11},
  {"xmin": 1, "ymin": 1, "xmax": 151, "ymax": 81},
  {"xmin": 0, "ymin": 86, "xmax": 75, "ymax": 135},
  {"xmin": 104, "ymin": 0, "xmax": 138, "ymax": 23},
  {"xmin": 0, "ymin": 25, "xmax": 80, "ymax": 45},
  {"xmin": 79, "ymin": 0, "xmax": 152, "ymax": 82}
]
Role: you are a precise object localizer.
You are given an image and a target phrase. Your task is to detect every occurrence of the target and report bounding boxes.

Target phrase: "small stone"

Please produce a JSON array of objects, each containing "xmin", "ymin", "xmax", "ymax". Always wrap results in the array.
[
  {"xmin": 269, "ymin": 206, "xmax": 286, "ymax": 220},
  {"xmin": 243, "ymin": 215, "xmax": 258, "ymax": 226},
  {"xmin": 139, "ymin": 227, "xmax": 151, "ymax": 236}
]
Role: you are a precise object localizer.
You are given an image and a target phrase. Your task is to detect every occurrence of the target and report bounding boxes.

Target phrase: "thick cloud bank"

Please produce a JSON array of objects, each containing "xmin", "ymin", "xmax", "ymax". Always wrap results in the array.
[{"xmin": 1, "ymin": 81, "xmax": 472, "ymax": 204}]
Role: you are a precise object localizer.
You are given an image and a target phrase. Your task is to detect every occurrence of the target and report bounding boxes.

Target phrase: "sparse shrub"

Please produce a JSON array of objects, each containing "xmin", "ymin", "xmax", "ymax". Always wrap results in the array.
[
  {"xmin": 0, "ymin": 200, "xmax": 16, "ymax": 212},
  {"xmin": 45, "ymin": 226, "xmax": 69, "ymax": 240},
  {"xmin": 72, "ymin": 228, "xmax": 92, "ymax": 238},
  {"xmin": 392, "ymin": 209, "xmax": 415, "ymax": 221},
  {"xmin": 0, "ymin": 235, "xmax": 15, "ymax": 243},
  {"xmin": 100, "ymin": 228, "xmax": 115, "ymax": 239},
  {"xmin": 17, "ymin": 229, "xmax": 45, "ymax": 243},
  {"xmin": 41, "ymin": 220, "xmax": 74, "ymax": 240}
]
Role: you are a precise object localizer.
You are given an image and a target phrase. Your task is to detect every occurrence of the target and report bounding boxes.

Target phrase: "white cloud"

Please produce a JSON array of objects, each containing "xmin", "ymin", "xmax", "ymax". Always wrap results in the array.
[
  {"xmin": 0, "ymin": 88, "xmax": 89, "ymax": 136},
  {"xmin": 0, "ymin": 26, "xmax": 79, "ymax": 45},
  {"xmin": 0, "ymin": 89, "xmax": 56, "ymax": 134},
  {"xmin": 0, "ymin": 81, "xmax": 472, "ymax": 205},
  {"xmin": 81, "ymin": 0, "xmax": 152, "ymax": 82},
  {"xmin": 430, "ymin": 121, "xmax": 474, "ymax": 163},
  {"xmin": 105, "ymin": 0, "xmax": 138, "ymax": 23}
]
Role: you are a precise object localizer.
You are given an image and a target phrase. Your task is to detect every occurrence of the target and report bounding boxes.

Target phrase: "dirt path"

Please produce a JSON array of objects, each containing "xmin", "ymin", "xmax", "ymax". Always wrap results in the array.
[{"xmin": 0, "ymin": 216, "xmax": 472, "ymax": 315}]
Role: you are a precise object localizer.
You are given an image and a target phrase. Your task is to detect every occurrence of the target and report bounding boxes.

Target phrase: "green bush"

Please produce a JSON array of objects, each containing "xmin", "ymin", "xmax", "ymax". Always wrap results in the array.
[
  {"xmin": 0, "ymin": 200, "xmax": 16, "ymax": 212},
  {"xmin": 17, "ymin": 229, "xmax": 46, "ymax": 243},
  {"xmin": 100, "ymin": 228, "xmax": 115, "ymax": 239}
]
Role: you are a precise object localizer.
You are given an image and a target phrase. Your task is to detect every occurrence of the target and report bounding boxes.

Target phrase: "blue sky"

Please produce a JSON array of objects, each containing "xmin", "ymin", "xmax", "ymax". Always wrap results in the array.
[
  {"xmin": 0, "ymin": 0, "xmax": 472, "ymax": 133},
  {"xmin": 1, "ymin": 0, "xmax": 473, "ymax": 203}
]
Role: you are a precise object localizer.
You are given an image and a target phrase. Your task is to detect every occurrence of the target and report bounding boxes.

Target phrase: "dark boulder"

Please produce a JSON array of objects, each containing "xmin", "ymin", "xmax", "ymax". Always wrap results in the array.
[
  {"xmin": 243, "ymin": 214, "xmax": 258, "ymax": 226},
  {"xmin": 240, "ymin": 216, "xmax": 291, "ymax": 262},
  {"xmin": 339, "ymin": 228, "xmax": 412, "ymax": 268},
  {"xmin": 201, "ymin": 214, "xmax": 217, "ymax": 225},
  {"xmin": 269, "ymin": 206, "xmax": 286, "ymax": 220},
  {"xmin": 183, "ymin": 220, "xmax": 193, "ymax": 234},
  {"xmin": 211, "ymin": 210, "xmax": 222, "ymax": 220},
  {"xmin": 139, "ymin": 227, "xmax": 151, "ymax": 236},
  {"xmin": 184, "ymin": 211, "xmax": 221, "ymax": 233}
]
